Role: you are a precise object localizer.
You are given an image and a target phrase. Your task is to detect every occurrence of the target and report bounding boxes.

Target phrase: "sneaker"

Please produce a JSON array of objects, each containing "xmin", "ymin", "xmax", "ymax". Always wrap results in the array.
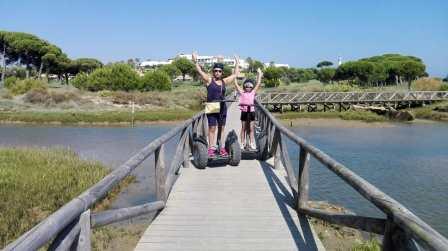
[
  {"xmin": 208, "ymin": 147, "xmax": 216, "ymax": 157},
  {"xmin": 219, "ymin": 148, "xmax": 228, "ymax": 156},
  {"xmin": 250, "ymin": 141, "xmax": 257, "ymax": 150}
]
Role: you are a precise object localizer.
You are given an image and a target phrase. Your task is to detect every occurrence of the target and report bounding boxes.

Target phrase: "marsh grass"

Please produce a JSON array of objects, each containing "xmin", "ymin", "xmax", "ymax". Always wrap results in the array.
[
  {"xmin": 276, "ymin": 111, "xmax": 387, "ymax": 122},
  {"xmin": 351, "ymin": 238, "xmax": 381, "ymax": 251},
  {"xmin": 0, "ymin": 110, "xmax": 196, "ymax": 124},
  {"xmin": 0, "ymin": 147, "xmax": 133, "ymax": 248},
  {"xmin": 411, "ymin": 101, "xmax": 448, "ymax": 121}
]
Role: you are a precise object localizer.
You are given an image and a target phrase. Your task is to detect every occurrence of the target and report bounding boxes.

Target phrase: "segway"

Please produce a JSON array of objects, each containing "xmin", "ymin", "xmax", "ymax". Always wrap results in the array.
[
  {"xmin": 192, "ymin": 100, "xmax": 241, "ymax": 169},
  {"xmin": 240, "ymin": 104, "xmax": 269, "ymax": 160}
]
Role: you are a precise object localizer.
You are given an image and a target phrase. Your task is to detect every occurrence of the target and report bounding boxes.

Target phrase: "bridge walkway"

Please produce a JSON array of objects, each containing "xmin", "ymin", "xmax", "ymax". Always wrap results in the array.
[{"xmin": 134, "ymin": 104, "xmax": 324, "ymax": 251}]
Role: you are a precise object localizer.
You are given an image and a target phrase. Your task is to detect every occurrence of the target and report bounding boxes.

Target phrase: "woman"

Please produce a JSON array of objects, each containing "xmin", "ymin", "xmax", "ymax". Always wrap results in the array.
[
  {"xmin": 192, "ymin": 52, "xmax": 240, "ymax": 157},
  {"xmin": 233, "ymin": 68, "xmax": 263, "ymax": 150}
]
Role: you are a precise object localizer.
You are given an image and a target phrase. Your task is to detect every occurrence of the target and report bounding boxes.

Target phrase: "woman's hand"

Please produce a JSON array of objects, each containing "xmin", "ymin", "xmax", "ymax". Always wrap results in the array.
[
  {"xmin": 257, "ymin": 68, "xmax": 263, "ymax": 77},
  {"xmin": 192, "ymin": 51, "xmax": 198, "ymax": 64}
]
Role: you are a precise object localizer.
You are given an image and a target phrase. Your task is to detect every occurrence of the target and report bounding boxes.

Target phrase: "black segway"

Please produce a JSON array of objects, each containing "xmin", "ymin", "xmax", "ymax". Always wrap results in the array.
[
  {"xmin": 240, "ymin": 104, "xmax": 269, "ymax": 160},
  {"xmin": 240, "ymin": 104, "xmax": 258, "ymax": 159},
  {"xmin": 192, "ymin": 100, "xmax": 241, "ymax": 169}
]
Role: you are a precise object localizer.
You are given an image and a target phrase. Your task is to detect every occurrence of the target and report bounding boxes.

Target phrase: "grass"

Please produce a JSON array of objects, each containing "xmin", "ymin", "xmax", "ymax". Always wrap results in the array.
[
  {"xmin": 0, "ymin": 147, "xmax": 133, "ymax": 248},
  {"xmin": 276, "ymin": 111, "xmax": 387, "ymax": 122},
  {"xmin": 0, "ymin": 110, "xmax": 197, "ymax": 124},
  {"xmin": 410, "ymin": 101, "xmax": 448, "ymax": 121},
  {"xmin": 351, "ymin": 238, "xmax": 381, "ymax": 251}
]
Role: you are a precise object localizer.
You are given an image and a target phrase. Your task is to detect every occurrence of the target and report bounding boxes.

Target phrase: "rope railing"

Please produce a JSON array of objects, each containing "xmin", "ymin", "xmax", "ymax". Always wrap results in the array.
[{"xmin": 254, "ymin": 99, "xmax": 448, "ymax": 251}]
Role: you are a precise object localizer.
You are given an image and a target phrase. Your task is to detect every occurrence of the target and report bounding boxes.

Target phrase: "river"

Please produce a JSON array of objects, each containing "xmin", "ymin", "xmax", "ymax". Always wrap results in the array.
[{"xmin": 0, "ymin": 121, "xmax": 446, "ymax": 237}]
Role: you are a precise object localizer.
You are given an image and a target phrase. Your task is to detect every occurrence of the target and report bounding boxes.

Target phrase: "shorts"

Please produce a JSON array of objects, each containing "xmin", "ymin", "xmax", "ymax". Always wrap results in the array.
[
  {"xmin": 207, "ymin": 113, "xmax": 227, "ymax": 126},
  {"xmin": 240, "ymin": 111, "xmax": 255, "ymax": 121}
]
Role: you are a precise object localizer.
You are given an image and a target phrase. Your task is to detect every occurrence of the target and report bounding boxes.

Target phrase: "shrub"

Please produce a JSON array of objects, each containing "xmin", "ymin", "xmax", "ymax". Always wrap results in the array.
[
  {"xmin": 413, "ymin": 77, "xmax": 442, "ymax": 91},
  {"xmin": 50, "ymin": 90, "xmax": 80, "ymax": 104},
  {"xmin": 159, "ymin": 64, "xmax": 181, "ymax": 80},
  {"xmin": 71, "ymin": 72, "xmax": 89, "ymax": 90},
  {"xmin": 111, "ymin": 91, "xmax": 134, "ymax": 104},
  {"xmin": 264, "ymin": 66, "xmax": 282, "ymax": 88},
  {"xmin": 74, "ymin": 64, "xmax": 140, "ymax": 91},
  {"xmin": 24, "ymin": 89, "xmax": 81, "ymax": 104},
  {"xmin": 4, "ymin": 77, "xmax": 17, "ymax": 89},
  {"xmin": 108, "ymin": 64, "xmax": 140, "ymax": 91},
  {"xmin": 440, "ymin": 84, "xmax": 448, "ymax": 91},
  {"xmin": 323, "ymin": 83, "xmax": 361, "ymax": 92},
  {"xmin": 264, "ymin": 78, "xmax": 280, "ymax": 88},
  {"xmin": 8, "ymin": 79, "xmax": 48, "ymax": 95},
  {"xmin": 140, "ymin": 70, "xmax": 171, "ymax": 91},
  {"xmin": 24, "ymin": 88, "xmax": 51, "ymax": 104}
]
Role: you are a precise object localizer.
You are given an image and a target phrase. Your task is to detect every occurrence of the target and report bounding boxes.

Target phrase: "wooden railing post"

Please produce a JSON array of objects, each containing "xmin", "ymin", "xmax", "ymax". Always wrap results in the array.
[
  {"xmin": 76, "ymin": 210, "xmax": 91, "ymax": 251},
  {"xmin": 272, "ymin": 129, "xmax": 281, "ymax": 170},
  {"xmin": 155, "ymin": 145, "xmax": 167, "ymax": 201},
  {"xmin": 297, "ymin": 147, "xmax": 310, "ymax": 209},
  {"xmin": 382, "ymin": 216, "xmax": 420, "ymax": 251}
]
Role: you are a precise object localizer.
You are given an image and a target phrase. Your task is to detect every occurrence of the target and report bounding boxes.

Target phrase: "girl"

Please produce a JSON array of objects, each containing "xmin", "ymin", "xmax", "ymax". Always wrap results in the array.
[{"xmin": 234, "ymin": 68, "xmax": 263, "ymax": 150}]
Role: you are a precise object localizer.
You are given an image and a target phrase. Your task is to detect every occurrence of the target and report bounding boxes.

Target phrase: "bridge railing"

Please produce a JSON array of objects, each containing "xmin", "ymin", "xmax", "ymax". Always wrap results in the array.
[
  {"xmin": 4, "ymin": 111, "xmax": 210, "ymax": 251},
  {"xmin": 255, "ymin": 99, "xmax": 448, "ymax": 251},
  {"xmin": 258, "ymin": 91, "xmax": 448, "ymax": 104}
]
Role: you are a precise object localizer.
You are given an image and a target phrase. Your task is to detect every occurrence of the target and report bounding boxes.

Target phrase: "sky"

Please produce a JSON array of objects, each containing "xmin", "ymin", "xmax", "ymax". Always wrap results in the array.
[{"xmin": 1, "ymin": 0, "xmax": 447, "ymax": 77}]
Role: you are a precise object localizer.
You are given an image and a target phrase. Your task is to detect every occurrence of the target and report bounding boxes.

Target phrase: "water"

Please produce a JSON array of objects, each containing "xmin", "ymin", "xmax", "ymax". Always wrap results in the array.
[
  {"xmin": 285, "ymin": 122, "xmax": 448, "ymax": 237},
  {"xmin": 0, "ymin": 124, "xmax": 176, "ymax": 208},
  {"xmin": 0, "ymin": 122, "xmax": 447, "ymax": 237}
]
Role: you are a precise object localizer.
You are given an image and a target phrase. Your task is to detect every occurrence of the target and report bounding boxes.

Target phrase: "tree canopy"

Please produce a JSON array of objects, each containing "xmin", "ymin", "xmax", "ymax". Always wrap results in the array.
[
  {"xmin": 0, "ymin": 31, "xmax": 103, "ymax": 85},
  {"xmin": 316, "ymin": 60, "xmax": 333, "ymax": 68}
]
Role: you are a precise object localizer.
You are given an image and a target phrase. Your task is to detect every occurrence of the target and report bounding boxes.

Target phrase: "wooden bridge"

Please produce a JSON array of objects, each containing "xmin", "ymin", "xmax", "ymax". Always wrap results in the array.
[
  {"xmin": 5, "ymin": 101, "xmax": 448, "ymax": 251},
  {"xmin": 258, "ymin": 91, "xmax": 448, "ymax": 112}
]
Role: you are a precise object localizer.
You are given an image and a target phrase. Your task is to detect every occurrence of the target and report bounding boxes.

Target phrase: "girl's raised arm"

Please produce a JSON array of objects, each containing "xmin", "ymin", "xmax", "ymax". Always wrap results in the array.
[
  {"xmin": 253, "ymin": 68, "xmax": 263, "ymax": 92},
  {"xmin": 223, "ymin": 55, "xmax": 240, "ymax": 83},
  {"xmin": 233, "ymin": 76, "xmax": 243, "ymax": 93}
]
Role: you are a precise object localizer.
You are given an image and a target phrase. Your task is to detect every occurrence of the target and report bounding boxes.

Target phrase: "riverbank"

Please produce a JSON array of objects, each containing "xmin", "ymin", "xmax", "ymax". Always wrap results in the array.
[
  {"xmin": 308, "ymin": 201, "xmax": 381, "ymax": 251},
  {"xmin": 0, "ymin": 110, "xmax": 197, "ymax": 125},
  {"xmin": 275, "ymin": 111, "xmax": 388, "ymax": 123},
  {"xmin": 0, "ymin": 147, "xmax": 134, "ymax": 249}
]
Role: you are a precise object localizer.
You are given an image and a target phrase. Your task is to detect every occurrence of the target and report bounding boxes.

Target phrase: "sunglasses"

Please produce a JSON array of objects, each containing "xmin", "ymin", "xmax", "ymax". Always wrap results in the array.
[{"xmin": 213, "ymin": 69, "xmax": 222, "ymax": 73}]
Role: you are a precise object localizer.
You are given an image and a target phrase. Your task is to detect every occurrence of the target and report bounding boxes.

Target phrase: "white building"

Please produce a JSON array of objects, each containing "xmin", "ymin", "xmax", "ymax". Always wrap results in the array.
[
  {"xmin": 263, "ymin": 62, "xmax": 290, "ymax": 68},
  {"xmin": 176, "ymin": 53, "xmax": 249, "ymax": 70},
  {"xmin": 139, "ymin": 60, "xmax": 171, "ymax": 68}
]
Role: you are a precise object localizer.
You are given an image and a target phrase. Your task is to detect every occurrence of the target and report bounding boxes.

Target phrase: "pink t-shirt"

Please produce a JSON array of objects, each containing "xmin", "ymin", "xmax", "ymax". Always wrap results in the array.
[{"xmin": 239, "ymin": 91, "xmax": 255, "ymax": 112}]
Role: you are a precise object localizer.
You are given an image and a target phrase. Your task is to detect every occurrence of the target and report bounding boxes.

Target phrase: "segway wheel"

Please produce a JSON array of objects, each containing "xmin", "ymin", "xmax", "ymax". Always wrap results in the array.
[
  {"xmin": 193, "ymin": 141, "xmax": 208, "ymax": 169},
  {"xmin": 256, "ymin": 133, "xmax": 268, "ymax": 160},
  {"xmin": 228, "ymin": 141, "xmax": 241, "ymax": 166}
]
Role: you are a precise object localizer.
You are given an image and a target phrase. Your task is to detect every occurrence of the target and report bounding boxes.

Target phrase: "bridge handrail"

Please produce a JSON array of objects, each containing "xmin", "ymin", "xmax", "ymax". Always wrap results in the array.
[
  {"xmin": 4, "ymin": 112, "xmax": 207, "ymax": 251},
  {"xmin": 255, "ymin": 99, "xmax": 448, "ymax": 251},
  {"xmin": 258, "ymin": 91, "xmax": 448, "ymax": 104}
]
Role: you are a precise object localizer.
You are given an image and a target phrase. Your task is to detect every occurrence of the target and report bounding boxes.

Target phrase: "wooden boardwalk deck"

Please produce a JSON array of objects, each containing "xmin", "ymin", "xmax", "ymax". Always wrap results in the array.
[{"xmin": 134, "ymin": 104, "xmax": 325, "ymax": 251}]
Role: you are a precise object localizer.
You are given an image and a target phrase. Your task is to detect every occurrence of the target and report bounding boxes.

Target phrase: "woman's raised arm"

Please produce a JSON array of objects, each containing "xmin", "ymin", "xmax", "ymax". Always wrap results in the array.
[{"xmin": 192, "ymin": 52, "xmax": 211, "ymax": 84}]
